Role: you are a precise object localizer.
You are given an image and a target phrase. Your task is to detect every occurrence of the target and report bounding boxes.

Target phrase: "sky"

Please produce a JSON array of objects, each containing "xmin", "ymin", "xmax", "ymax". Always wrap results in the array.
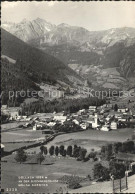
[{"xmin": 1, "ymin": 1, "xmax": 135, "ymax": 31}]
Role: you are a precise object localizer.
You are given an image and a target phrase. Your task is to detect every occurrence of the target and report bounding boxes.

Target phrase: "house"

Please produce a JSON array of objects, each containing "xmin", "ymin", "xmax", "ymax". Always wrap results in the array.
[
  {"xmin": 89, "ymin": 106, "xmax": 97, "ymax": 112},
  {"xmin": 118, "ymin": 118, "xmax": 127, "ymax": 122},
  {"xmin": 110, "ymin": 121, "xmax": 117, "ymax": 130},
  {"xmin": 87, "ymin": 114, "xmax": 99, "ymax": 129},
  {"xmin": 9, "ymin": 110, "xmax": 19, "ymax": 120},
  {"xmin": 1, "ymin": 105, "xmax": 10, "ymax": 116},
  {"xmin": 106, "ymin": 115, "xmax": 112, "ymax": 122},
  {"xmin": 78, "ymin": 109, "xmax": 85, "ymax": 114},
  {"xmin": 1, "ymin": 105, "xmax": 8, "ymax": 111},
  {"xmin": 33, "ymin": 124, "xmax": 42, "ymax": 131},
  {"xmin": 54, "ymin": 113, "xmax": 67, "ymax": 123},
  {"xmin": 23, "ymin": 122, "xmax": 32, "ymax": 128},
  {"xmin": 47, "ymin": 122, "xmax": 56, "ymax": 127},
  {"xmin": 100, "ymin": 125, "xmax": 110, "ymax": 131},
  {"xmin": 73, "ymin": 119, "xmax": 80, "ymax": 125},
  {"xmin": 80, "ymin": 123, "xmax": 88, "ymax": 130},
  {"xmin": 2, "ymin": 107, "xmax": 21, "ymax": 120},
  {"xmin": 118, "ymin": 108, "xmax": 127, "ymax": 113}
]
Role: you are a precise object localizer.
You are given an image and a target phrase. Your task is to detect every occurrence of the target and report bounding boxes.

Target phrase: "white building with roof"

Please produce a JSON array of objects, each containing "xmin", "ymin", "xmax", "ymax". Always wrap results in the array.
[
  {"xmin": 101, "ymin": 125, "xmax": 110, "ymax": 131},
  {"xmin": 110, "ymin": 121, "xmax": 117, "ymax": 130}
]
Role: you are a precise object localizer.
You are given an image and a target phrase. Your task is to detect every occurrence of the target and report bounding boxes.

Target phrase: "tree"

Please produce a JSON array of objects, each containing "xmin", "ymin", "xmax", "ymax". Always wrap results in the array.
[
  {"xmin": 14, "ymin": 149, "xmax": 27, "ymax": 163},
  {"xmin": 43, "ymin": 146, "xmax": 48, "ymax": 155},
  {"xmin": 59, "ymin": 145, "xmax": 64, "ymax": 156},
  {"xmin": 55, "ymin": 146, "xmax": 59, "ymax": 156},
  {"xmin": 79, "ymin": 148, "xmax": 87, "ymax": 161},
  {"xmin": 37, "ymin": 152, "xmax": 45, "ymax": 165},
  {"xmin": 73, "ymin": 146, "xmax": 81, "ymax": 158},
  {"xmin": 67, "ymin": 145, "xmax": 72, "ymax": 157},
  {"xmin": 93, "ymin": 163, "xmax": 110, "ymax": 181},
  {"xmin": 114, "ymin": 104, "xmax": 118, "ymax": 111},
  {"xmin": 89, "ymin": 151, "xmax": 97, "ymax": 160},
  {"xmin": 67, "ymin": 175, "xmax": 81, "ymax": 189},
  {"xmin": 49, "ymin": 146, "xmax": 54, "ymax": 156},
  {"xmin": 109, "ymin": 161, "xmax": 126, "ymax": 179},
  {"xmin": 1, "ymin": 113, "xmax": 9, "ymax": 124},
  {"xmin": 101, "ymin": 144, "xmax": 113, "ymax": 160},
  {"xmin": 40, "ymin": 145, "xmax": 44, "ymax": 154},
  {"xmin": 63, "ymin": 149, "xmax": 67, "ymax": 157}
]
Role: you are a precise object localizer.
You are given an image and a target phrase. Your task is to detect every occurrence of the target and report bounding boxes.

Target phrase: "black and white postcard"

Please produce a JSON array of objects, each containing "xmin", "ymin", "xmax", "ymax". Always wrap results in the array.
[{"xmin": 1, "ymin": 1, "xmax": 135, "ymax": 193}]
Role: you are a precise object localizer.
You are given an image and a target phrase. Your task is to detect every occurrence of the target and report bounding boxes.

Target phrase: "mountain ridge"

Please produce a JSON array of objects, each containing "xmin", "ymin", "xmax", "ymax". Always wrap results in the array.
[
  {"xmin": 1, "ymin": 28, "xmax": 84, "ymax": 104},
  {"xmin": 2, "ymin": 18, "xmax": 135, "ymax": 90}
]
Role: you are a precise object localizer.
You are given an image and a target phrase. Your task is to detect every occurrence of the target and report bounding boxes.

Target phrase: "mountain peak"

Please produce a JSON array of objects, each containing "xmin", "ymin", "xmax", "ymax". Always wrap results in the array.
[
  {"xmin": 21, "ymin": 18, "xmax": 29, "ymax": 24},
  {"xmin": 58, "ymin": 23, "xmax": 70, "ymax": 28},
  {"xmin": 34, "ymin": 17, "xmax": 46, "ymax": 23}
]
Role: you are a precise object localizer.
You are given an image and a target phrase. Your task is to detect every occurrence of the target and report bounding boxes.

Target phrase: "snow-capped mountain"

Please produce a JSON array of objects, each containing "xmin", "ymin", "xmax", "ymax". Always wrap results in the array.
[{"xmin": 2, "ymin": 18, "xmax": 56, "ymax": 42}]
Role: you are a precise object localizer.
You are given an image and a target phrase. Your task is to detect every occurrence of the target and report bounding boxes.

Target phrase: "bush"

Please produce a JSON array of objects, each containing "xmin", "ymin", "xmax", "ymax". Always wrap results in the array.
[
  {"xmin": 14, "ymin": 149, "xmax": 27, "ymax": 163},
  {"xmin": 59, "ymin": 145, "xmax": 64, "ymax": 156},
  {"xmin": 79, "ymin": 148, "xmax": 87, "ymax": 161},
  {"xmin": 109, "ymin": 161, "xmax": 126, "ymax": 179},
  {"xmin": 93, "ymin": 163, "xmax": 110, "ymax": 181},
  {"xmin": 49, "ymin": 146, "xmax": 54, "ymax": 156},
  {"xmin": 37, "ymin": 152, "xmax": 45, "ymax": 164},
  {"xmin": 55, "ymin": 146, "xmax": 59, "ymax": 156},
  {"xmin": 68, "ymin": 181, "xmax": 81, "ymax": 189},
  {"xmin": 67, "ymin": 145, "xmax": 72, "ymax": 157},
  {"xmin": 73, "ymin": 146, "xmax": 81, "ymax": 158}
]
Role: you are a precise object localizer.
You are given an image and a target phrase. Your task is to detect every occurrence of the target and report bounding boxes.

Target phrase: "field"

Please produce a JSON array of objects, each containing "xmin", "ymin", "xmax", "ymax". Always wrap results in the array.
[
  {"xmin": 2, "ymin": 129, "xmax": 46, "ymax": 152},
  {"xmin": 1, "ymin": 121, "xmax": 27, "ymax": 131},
  {"xmin": 1, "ymin": 155, "xmax": 108, "ymax": 193},
  {"xmin": 28, "ymin": 128, "xmax": 135, "ymax": 154},
  {"xmin": 2, "ymin": 129, "xmax": 44, "ymax": 142},
  {"xmin": 1, "ymin": 127, "xmax": 135, "ymax": 193},
  {"xmin": 2, "ymin": 127, "xmax": 134, "ymax": 153}
]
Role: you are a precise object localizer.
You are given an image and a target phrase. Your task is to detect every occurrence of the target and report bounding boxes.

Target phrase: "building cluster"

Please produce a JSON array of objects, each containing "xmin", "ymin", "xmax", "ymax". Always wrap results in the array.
[
  {"xmin": 2, "ymin": 103, "xmax": 135, "ymax": 133},
  {"xmin": 27, "ymin": 104, "xmax": 135, "ymax": 132}
]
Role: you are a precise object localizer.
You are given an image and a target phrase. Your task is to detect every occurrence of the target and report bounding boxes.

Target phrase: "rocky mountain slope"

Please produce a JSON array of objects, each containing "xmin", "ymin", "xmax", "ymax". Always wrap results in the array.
[
  {"xmin": 2, "ymin": 18, "xmax": 135, "ymax": 89},
  {"xmin": 2, "ymin": 18, "xmax": 56, "ymax": 42},
  {"xmin": 2, "ymin": 19, "xmax": 135, "ymax": 48}
]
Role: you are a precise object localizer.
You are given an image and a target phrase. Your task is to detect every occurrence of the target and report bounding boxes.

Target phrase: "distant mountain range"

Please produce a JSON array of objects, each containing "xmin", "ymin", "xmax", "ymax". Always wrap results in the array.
[
  {"xmin": 2, "ymin": 18, "xmax": 135, "ymax": 90},
  {"xmin": 2, "ymin": 18, "xmax": 135, "ymax": 48}
]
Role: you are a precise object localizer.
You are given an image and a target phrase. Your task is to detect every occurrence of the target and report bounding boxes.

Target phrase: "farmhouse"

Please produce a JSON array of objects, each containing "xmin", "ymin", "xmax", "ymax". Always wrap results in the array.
[
  {"xmin": 33, "ymin": 124, "xmax": 42, "ymax": 131},
  {"xmin": 89, "ymin": 106, "xmax": 97, "ymax": 112},
  {"xmin": 100, "ymin": 125, "xmax": 110, "ymax": 131},
  {"xmin": 110, "ymin": 121, "xmax": 117, "ymax": 130},
  {"xmin": 80, "ymin": 123, "xmax": 88, "ymax": 130},
  {"xmin": 2, "ymin": 106, "xmax": 21, "ymax": 120},
  {"xmin": 87, "ymin": 114, "xmax": 99, "ymax": 129},
  {"xmin": 73, "ymin": 119, "xmax": 80, "ymax": 125},
  {"xmin": 54, "ymin": 113, "xmax": 67, "ymax": 123},
  {"xmin": 47, "ymin": 122, "xmax": 56, "ymax": 127},
  {"xmin": 118, "ymin": 108, "xmax": 127, "ymax": 113}
]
